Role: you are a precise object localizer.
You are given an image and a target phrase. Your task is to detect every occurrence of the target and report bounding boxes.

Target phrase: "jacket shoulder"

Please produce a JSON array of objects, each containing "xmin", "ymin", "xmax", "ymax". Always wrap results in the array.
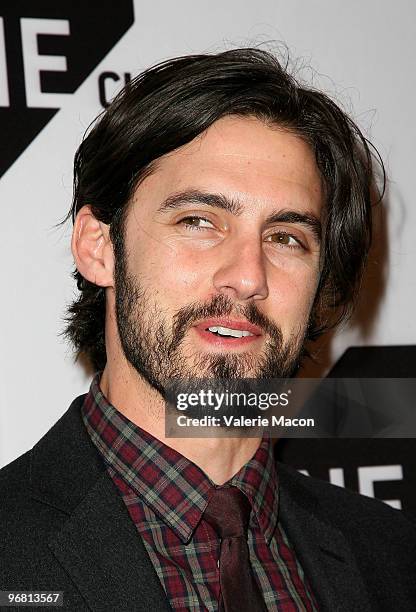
[
  {"xmin": 0, "ymin": 395, "xmax": 96, "ymax": 597},
  {"xmin": 0, "ymin": 392, "xmax": 86, "ymax": 509},
  {"xmin": 0, "ymin": 450, "xmax": 31, "ymax": 507}
]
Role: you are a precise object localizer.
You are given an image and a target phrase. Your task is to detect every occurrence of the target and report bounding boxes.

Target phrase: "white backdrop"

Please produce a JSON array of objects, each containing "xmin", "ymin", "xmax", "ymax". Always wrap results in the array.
[{"xmin": 1, "ymin": 0, "xmax": 415, "ymax": 468}]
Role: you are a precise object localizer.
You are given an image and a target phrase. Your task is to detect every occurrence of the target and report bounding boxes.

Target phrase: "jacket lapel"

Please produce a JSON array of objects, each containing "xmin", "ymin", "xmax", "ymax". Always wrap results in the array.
[
  {"xmin": 30, "ymin": 395, "xmax": 171, "ymax": 612},
  {"xmin": 47, "ymin": 472, "xmax": 171, "ymax": 612},
  {"xmin": 278, "ymin": 463, "xmax": 373, "ymax": 612}
]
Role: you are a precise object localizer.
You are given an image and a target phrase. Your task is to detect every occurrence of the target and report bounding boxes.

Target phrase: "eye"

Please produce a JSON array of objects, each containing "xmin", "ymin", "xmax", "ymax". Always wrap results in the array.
[
  {"xmin": 265, "ymin": 231, "xmax": 304, "ymax": 249},
  {"xmin": 178, "ymin": 216, "xmax": 215, "ymax": 231}
]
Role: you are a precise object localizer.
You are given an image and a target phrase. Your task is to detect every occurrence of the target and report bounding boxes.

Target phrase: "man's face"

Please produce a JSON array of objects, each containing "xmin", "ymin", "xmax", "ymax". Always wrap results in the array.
[{"xmin": 113, "ymin": 116, "xmax": 323, "ymax": 394}]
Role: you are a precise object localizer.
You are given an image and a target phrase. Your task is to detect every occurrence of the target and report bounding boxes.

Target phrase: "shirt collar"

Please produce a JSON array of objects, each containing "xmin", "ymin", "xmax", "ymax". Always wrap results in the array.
[{"xmin": 82, "ymin": 373, "xmax": 279, "ymax": 544}]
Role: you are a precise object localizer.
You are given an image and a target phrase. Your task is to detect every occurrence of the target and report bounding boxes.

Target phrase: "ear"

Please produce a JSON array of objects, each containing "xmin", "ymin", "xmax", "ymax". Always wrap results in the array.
[{"xmin": 71, "ymin": 205, "xmax": 114, "ymax": 288}]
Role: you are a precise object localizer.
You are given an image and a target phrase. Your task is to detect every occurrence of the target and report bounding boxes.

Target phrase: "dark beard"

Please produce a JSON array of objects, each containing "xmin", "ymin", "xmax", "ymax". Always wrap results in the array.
[{"xmin": 114, "ymin": 237, "xmax": 307, "ymax": 398}]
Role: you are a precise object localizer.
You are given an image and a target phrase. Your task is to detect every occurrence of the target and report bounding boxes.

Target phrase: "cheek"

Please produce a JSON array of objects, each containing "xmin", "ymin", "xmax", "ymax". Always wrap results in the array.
[
  {"xmin": 133, "ymin": 241, "xmax": 211, "ymax": 306},
  {"xmin": 268, "ymin": 267, "xmax": 319, "ymax": 332}
]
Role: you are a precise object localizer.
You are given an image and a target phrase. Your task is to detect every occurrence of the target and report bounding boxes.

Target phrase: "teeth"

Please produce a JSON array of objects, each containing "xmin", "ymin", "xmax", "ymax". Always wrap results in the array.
[{"xmin": 207, "ymin": 326, "xmax": 254, "ymax": 338}]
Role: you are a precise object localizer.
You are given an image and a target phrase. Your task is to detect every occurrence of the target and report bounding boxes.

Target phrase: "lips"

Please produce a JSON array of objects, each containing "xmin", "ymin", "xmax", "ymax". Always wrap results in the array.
[
  {"xmin": 191, "ymin": 318, "xmax": 263, "ymax": 347},
  {"xmin": 194, "ymin": 318, "xmax": 262, "ymax": 335}
]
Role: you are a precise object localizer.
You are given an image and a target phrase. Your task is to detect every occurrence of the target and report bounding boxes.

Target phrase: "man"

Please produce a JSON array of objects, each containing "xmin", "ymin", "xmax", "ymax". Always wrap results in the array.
[{"xmin": 0, "ymin": 48, "xmax": 415, "ymax": 611}]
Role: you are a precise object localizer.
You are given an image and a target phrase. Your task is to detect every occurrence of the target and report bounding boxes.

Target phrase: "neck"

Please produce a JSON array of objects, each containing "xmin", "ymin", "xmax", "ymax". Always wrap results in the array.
[{"xmin": 99, "ymin": 362, "xmax": 261, "ymax": 485}]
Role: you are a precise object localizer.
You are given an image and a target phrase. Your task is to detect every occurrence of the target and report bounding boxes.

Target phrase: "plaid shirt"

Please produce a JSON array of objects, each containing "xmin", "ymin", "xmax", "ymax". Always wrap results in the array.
[{"xmin": 82, "ymin": 374, "xmax": 318, "ymax": 611}]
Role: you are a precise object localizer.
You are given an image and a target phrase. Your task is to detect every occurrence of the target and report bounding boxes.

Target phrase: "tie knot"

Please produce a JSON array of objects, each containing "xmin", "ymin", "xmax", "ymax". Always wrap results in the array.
[{"xmin": 204, "ymin": 486, "xmax": 252, "ymax": 539}]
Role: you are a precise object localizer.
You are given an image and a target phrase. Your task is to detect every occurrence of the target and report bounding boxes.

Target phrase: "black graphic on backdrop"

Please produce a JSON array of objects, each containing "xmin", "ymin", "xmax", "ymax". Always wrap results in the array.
[
  {"xmin": 277, "ymin": 346, "xmax": 416, "ymax": 514},
  {"xmin": 0, "ymin": 0, "xmax": 134, "ymax": 178}
]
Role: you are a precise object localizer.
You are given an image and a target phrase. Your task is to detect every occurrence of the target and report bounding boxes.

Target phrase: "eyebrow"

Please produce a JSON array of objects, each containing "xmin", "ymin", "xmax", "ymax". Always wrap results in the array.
[
  {"xmin": 157, "ymin": 189, "xmax": 243, "ymax": 216},
  {"xmin": 156, "ymin": 189, "xmax": 321, "ymax": 242}
]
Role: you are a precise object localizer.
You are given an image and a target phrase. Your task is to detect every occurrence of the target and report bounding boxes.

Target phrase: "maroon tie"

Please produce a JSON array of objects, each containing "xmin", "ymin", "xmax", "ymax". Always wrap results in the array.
[{"xmin": 204, "ymin": 486, "xmax": 266, "ymax": 612}]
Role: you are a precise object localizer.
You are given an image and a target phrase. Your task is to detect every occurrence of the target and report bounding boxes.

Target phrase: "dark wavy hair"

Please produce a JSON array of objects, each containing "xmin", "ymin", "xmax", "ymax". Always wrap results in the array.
[{"xmin": 62, "ymin": 47, "xmax": 384, "ymax": 372}]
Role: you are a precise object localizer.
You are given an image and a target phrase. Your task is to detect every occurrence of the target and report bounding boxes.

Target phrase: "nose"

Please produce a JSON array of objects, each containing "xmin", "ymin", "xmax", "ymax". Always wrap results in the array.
[{"xmin": 212, "ymin": 235, "xmax": 269, "ymax": 301}]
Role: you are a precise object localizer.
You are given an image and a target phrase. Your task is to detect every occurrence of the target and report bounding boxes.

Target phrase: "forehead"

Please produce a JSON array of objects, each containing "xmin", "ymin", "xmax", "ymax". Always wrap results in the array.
[{"xmin": 132, "ymin": 115, "xmax": 323, "ymax": 215}]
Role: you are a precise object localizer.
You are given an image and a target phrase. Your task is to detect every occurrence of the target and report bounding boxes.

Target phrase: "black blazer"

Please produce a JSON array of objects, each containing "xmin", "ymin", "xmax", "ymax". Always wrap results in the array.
[{"xmin": 1, "ymin": 395, "xmax": 415, "ymax": 611}]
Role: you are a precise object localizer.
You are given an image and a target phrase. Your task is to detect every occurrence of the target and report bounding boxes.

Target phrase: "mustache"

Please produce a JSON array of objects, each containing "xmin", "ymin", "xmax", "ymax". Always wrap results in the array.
[{"xmin": 170, "ymin": 293, "xmax": 283, "ymax": 346}]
